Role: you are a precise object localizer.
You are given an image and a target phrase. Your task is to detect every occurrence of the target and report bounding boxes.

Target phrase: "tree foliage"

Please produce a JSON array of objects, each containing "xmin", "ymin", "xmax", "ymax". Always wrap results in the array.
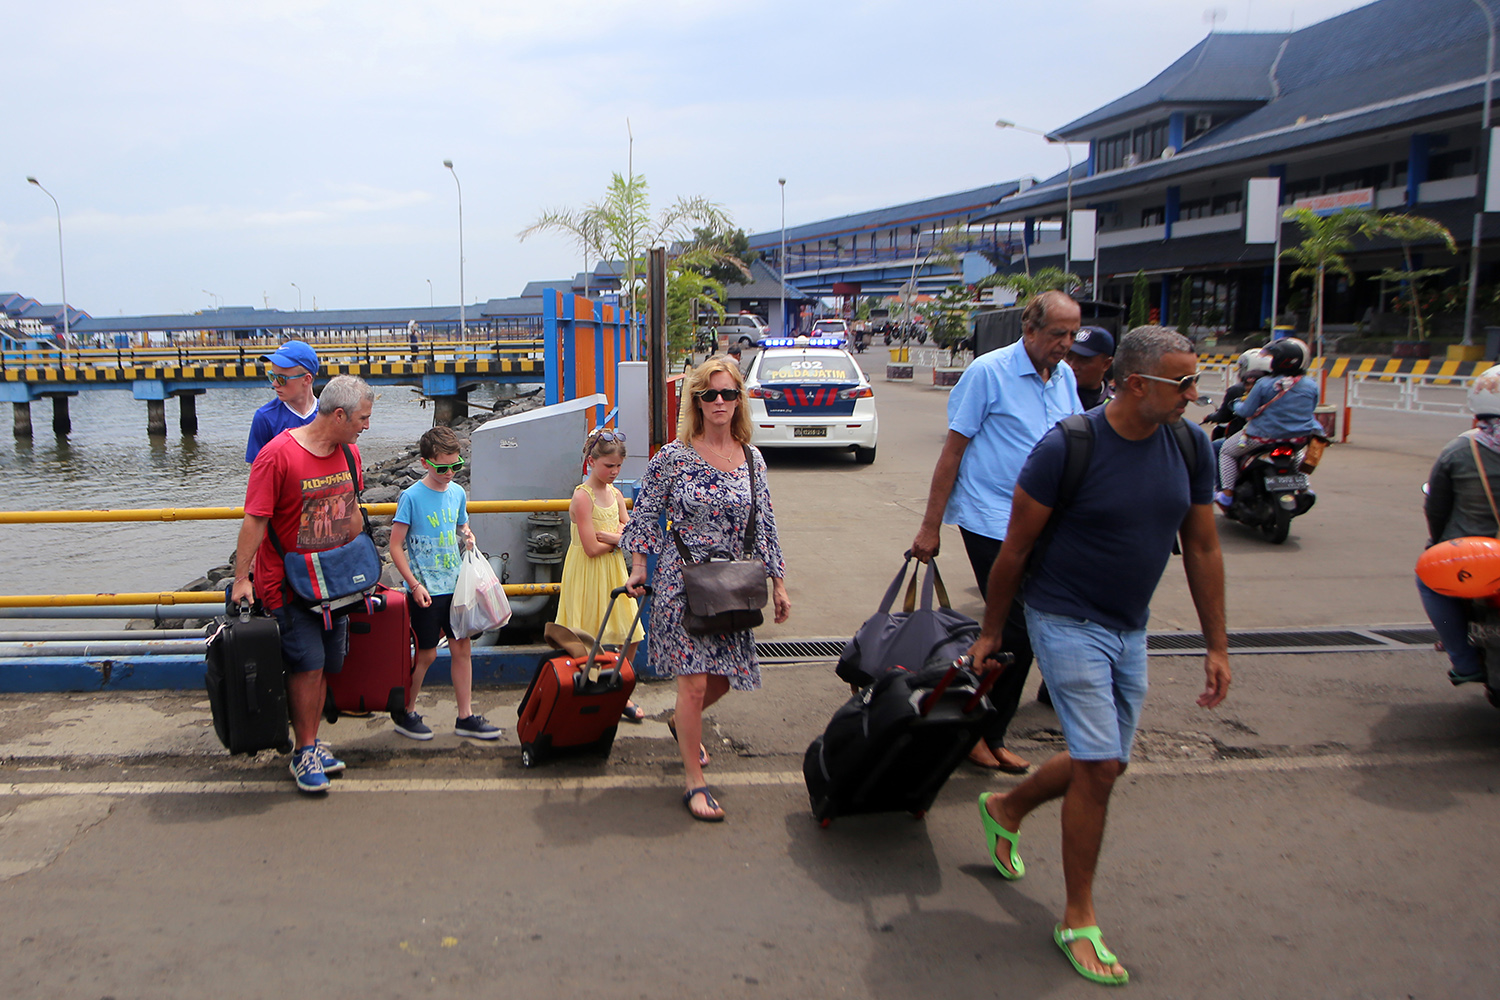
[
  {"xmin": 1360, "ymin": 212, "xmax": 1457, "ymax": 340},
  {"xmin": 976, "ymin": 266, "xmax": 1083, "ymax": 304},
  {"xmin": 1281, "ymin": 206, "xmax": 1377, "ymax": 351},
  {"xmin": 1129, "ymin": 271, "xmax": 1150, "ymax": 329}
]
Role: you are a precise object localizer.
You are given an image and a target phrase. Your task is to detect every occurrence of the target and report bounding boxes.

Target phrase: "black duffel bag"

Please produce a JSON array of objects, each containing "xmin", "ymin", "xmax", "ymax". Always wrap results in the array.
[{"xmin": 835, "ymin": 551, "xmax": 980, "ymax": 688}]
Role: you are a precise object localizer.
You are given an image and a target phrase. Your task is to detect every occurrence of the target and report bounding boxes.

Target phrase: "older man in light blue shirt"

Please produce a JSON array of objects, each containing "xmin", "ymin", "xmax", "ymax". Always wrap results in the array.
[{"xmin": 911, "ymin": 290, "xmax": 1082, "ymax": 771}]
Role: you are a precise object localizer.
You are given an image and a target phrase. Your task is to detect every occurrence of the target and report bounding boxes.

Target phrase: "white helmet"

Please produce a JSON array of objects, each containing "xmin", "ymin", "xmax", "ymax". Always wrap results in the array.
[
  {"xmin": 1469, "ymin": 363, "xmax": 1500, "ymax": 416},
  {"xmin": 1236, "ymin": 348, "xmax": 1273, "ymax": 381}
]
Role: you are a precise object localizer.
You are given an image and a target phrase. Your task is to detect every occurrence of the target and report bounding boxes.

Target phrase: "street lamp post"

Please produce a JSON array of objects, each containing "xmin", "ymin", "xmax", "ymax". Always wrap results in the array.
[
  {"xmin": 26, "ymin": 177, "xmax": 69, "ymax": 345},
  {"xmin": 779, "ymin": 178, "xmax": 787, "ymax": 336},
  {"xmin": 290, "ymin": 282, "xmax": 302, "ymax": 312},
  {"xmin": 202, "ymin": 290, "xmax": 221, "ymax": 310},
  {"xmin": 426, "ymin": 278, "xmax": 434, "ymax": 309},
  {"xmin": 443, "ymin": 160, "xmax": 466, "ymax": 339},
  {"xmin": 995, "ymin": 120, "xmax": 1076, "ymax": 284},
  {"xmin": 1464, "ymin": 0, "xmax": 1496, "ymax": 347}
]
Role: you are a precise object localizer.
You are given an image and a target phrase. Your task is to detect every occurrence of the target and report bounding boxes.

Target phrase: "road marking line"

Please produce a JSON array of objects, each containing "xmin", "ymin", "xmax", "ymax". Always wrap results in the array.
[{"xmin": 0, "ymin": 748, "xmax": 1489, "ymax": 797}]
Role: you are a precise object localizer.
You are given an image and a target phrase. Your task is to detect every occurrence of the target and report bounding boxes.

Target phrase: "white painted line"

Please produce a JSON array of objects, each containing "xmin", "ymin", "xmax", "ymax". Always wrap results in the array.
[{"xmin": 0, "ymin": 748, "xmax": 1491, "ymax": 798}]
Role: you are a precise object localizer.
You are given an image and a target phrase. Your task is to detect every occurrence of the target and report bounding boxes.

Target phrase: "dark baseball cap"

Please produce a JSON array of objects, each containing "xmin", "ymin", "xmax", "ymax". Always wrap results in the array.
[
  {"xmin": 1070, "ymin": 326, "xmax": 1115, "ymax": 358},
  {"xmin": 260, "ymin": 340, "xmax": 319, "ymax": 374}
]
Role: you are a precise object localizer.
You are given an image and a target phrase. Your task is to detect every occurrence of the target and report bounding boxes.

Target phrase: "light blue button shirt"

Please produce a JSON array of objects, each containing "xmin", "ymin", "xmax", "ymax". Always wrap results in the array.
[{"xmin": 943, "ymin": 338, "xmax": 1082, "ymax": 538}]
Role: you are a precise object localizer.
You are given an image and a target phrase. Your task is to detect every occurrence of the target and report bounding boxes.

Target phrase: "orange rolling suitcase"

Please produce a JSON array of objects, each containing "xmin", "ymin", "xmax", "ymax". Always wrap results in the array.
[
  {"xmin": 323, "ymin": 586, "xmax": 415, "ymax": 719},
  {"xmin": 516, "ymin": 586, "xmax": 646, "ymax": 768}
]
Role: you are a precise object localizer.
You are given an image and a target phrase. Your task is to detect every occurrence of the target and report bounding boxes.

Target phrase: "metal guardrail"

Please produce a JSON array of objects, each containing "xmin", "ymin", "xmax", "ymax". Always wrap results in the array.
[
  {"xmin": 1346, "ymin": 369, "xmax": 1472, "ymax": 415},
  {"xmin": 0, "ymin": 498, "xmax": 590, "ymax": 603}
]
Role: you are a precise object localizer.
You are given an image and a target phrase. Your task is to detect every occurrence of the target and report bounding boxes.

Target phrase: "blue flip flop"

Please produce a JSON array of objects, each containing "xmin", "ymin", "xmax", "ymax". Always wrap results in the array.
[
  {"xmin": 1054, "ymin": 924, "xmax": 1129, "ymax": 986},
  {"xmin": 978, "ymin": 792, "xmax": 1025, "ymax": 880},
  {"xmin": 682, "ymin": 786, "xmax": 724, "ymax": 822}
]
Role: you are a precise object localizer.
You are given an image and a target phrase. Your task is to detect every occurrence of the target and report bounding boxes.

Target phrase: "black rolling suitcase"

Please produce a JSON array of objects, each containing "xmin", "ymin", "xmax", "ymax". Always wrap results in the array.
[
  {"xmin": 205, "ymin": 597, "xmax": 293, "ymax": 755},
  {"xmin": 803, "ymin": 654, "xmax": 1009, "ymax": 826}
]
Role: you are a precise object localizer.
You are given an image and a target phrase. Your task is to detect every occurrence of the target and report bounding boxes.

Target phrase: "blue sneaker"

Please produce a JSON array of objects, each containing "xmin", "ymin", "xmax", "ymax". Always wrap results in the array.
[
  {"xmin": 290, "ymin": 745, "xmax": 329, "ymax": 793},
  {"xmin": 392, "ymin": 709, "xmax": 433, "ymax": 740},
  {"xmin": 314, "ymin": 739, "xmax": 346, "ymax": 774},
  {"xmin": 455, "ymin": 714, "xmax": 503, "ymax": 740}
]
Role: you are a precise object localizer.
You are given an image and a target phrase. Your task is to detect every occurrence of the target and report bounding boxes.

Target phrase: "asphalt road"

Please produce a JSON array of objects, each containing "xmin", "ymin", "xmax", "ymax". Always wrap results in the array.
[{"xmin": 2, "ymin": 371, "xmax": 1498, "ymax": 999}]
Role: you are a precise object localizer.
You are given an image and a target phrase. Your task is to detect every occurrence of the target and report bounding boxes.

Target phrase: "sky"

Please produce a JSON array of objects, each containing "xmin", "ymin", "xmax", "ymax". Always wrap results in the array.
[{"xmin": 2, "ymin": 0, "xmax": 1370, "ymax": 318}]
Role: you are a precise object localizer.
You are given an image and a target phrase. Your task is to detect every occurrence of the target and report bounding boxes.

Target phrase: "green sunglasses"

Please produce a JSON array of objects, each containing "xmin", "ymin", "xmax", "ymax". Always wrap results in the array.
[{"xmin": 424, "ymin": 457, "xmax": 466, "ymax": 473}]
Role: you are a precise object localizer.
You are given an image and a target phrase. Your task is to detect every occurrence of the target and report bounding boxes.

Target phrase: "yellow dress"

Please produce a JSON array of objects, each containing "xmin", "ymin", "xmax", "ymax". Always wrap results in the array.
[{"xmin": 555, "ymin": 484, "xmax": 644, "ymax": 647}]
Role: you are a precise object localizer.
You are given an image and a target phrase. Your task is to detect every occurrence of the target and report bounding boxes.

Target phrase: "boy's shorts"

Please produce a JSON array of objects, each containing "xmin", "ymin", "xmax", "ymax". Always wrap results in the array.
[
  {"xmin": 272, "ymin": 604, "xmax": 348, "ymax": 674},
  {"xmin": 410, "ymin": 592, "xmax": 460, "ymax": 651},
  {"xmin": 1025, "ymin": 605, "xmax": 1148, "ymax": 762}
]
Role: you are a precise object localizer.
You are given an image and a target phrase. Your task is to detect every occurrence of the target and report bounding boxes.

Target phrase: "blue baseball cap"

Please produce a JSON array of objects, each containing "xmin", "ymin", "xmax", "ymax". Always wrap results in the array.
[
  {"xmin": 1070, "ymin": 326, "xmax": 1115, "ymax": 358},
  {"xmin": 260, "ymin": 340, "xmax": 319, "ymax": 375}
]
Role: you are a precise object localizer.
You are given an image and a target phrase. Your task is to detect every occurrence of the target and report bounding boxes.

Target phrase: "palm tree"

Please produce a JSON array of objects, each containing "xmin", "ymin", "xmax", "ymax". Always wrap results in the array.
[
  {"xmin": 1360, "ymin": 212, "xmax": 1457, "ymax": 341},
  {"xmin": 1280, "ymin": 206, "xmax": 1376, "ymax": 355},
  {"xmin": 518, "ymin": 172, "xmax": 742, "ymax": 326},
  {"xmin": 977, "ymin": 266, "xmax": 1084, "ymax": 304}
]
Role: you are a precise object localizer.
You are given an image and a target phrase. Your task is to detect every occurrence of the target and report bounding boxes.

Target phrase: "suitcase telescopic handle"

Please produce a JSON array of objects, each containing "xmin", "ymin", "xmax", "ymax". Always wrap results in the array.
[
  {"xmin": 917, "ymin": 653, "xmax": 1016, "ymax": 717},
  {"xmin": 587, "ymin": 585, "xmax": 652, "ymax": 682}
]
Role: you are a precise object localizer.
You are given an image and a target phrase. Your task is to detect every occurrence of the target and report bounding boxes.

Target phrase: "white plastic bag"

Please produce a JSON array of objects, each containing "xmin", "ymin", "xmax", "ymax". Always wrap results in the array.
[{"xmin": 450, "ymin": 549, "xmax": 512, "ymax": 636}]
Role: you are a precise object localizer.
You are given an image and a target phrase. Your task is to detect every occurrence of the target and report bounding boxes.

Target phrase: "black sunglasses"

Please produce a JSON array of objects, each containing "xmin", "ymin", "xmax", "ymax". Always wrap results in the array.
[
  {"xmin": 591, "ymin": 428, "xmax": 627, "ymax": 443},
  {"xmin": 696, "ymin": 388, "xmax": 742, "ymax": 402}
]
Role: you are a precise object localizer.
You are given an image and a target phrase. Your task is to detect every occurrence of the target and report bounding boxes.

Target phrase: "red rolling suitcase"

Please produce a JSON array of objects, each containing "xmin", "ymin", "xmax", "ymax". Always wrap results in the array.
[
  {"xmin": 516, "ymin": 586, "xmax": 647, "ymax": 768},
  {"xmin": 324, "ymin": 586, "xmax": 415, "ymax": 719}
]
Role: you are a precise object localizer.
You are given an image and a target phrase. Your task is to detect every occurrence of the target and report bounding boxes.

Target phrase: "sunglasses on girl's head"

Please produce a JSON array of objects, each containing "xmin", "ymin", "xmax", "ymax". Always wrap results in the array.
[
  {"xmin": 424, "ymin": 457, "xmax": 466, "ymax": 473},
  {"xmin": 696, "ymin": 388, "xmax": 742, "ymax": 402},
  {"xmin": 592, "ymin": 429, "xmax": 627, "ymax": 443},
  {"xmin": 267, "ymin": 372, "xmax": 307, "ymax": 387}
]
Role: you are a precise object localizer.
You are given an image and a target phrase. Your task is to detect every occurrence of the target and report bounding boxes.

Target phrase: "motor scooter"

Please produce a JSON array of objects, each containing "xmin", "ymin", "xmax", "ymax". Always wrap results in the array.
[{"xmin": 1220, "ymin": 438, "xmax": 1317, "ymax": 544}]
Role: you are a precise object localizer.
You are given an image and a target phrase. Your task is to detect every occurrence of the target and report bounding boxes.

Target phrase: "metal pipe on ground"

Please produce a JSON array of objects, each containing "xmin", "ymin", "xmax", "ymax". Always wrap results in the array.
[
  {"xmin": 0, "ymin": 629, "xmax": 207, "ymax": 641},
  {"xmin": 0, "ymin": 640, "xmax": 207, "ymax": 657}
]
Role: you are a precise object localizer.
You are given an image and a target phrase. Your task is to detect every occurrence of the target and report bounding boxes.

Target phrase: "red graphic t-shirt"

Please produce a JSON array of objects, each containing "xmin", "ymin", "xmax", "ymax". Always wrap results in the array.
[{"xmin": 245, "ymin": 432, "xmax": 365, "ymax": 610}]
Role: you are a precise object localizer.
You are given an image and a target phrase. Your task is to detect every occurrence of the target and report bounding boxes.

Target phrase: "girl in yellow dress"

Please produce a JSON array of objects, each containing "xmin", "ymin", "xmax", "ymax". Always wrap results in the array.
[{"xmin": 555, "ymin": 428, "xmax": 646, "ymax": 722}]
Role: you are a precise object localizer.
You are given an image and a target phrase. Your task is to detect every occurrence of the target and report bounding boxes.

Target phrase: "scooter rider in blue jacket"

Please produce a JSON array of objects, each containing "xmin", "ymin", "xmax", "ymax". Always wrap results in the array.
[{"xmin": 1215, "ymin": 337, "xmax": 1323, "ymax": 508}]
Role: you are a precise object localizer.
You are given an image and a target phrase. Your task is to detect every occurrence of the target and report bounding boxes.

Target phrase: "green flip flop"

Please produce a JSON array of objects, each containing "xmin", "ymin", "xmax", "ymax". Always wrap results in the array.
[
  {"xmin": 977, "ymin": 792, "xmax": 1025, "ymax": 880},
  {"xmin": 1054, "ymin": 924, "xmax": 1129, "ymax": 986}
]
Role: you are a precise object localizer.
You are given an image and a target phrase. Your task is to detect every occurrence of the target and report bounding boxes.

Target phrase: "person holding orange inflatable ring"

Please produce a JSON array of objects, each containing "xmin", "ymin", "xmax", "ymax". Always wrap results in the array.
[{"xmin": 1419, "ymin": 363, "xmax": 1500, "ymax": 685}]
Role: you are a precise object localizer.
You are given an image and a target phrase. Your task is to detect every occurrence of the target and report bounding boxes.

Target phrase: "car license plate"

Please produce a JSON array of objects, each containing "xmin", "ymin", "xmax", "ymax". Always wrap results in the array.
[
  {"xmin": 1264, "ymin": 473, "xmax": 1308, "ymax": 491},
  {"xmin": 793, "ymin": 426, "xmax": 827, "ymax": 438}
]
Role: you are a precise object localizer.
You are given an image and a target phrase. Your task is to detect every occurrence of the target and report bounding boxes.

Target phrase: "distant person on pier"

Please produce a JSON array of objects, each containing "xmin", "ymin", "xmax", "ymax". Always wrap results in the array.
[
  {"xmin": 231, "ymin": 375, "xmax": 375, "ymax": 793},
  {"xmin": 245, "ymin": 341, "xmax": 320, "ymax": 463}
]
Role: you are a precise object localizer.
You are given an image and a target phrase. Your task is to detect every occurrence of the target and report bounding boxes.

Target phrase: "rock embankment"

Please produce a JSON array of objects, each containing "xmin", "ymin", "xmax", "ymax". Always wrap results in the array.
[{"xmin": 163, "ymin": 392, "xmax": 540, "ymax": 626}]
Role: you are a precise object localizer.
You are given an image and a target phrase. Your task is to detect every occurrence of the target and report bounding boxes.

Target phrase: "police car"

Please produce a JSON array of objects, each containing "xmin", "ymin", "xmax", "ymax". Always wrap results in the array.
[{"xmin": 745, "ymin": 338, "xmax": 878, "ymax": 463}]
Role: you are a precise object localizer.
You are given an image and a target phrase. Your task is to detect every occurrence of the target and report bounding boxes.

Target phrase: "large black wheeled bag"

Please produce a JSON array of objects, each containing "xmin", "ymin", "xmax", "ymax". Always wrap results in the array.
[
  {"xmin": 804, "ymin": 655, "xmax": 1007, "ymax": 826},
  {"xmin": 205, "ymin": 597, "xmax": 292, "ymax": 755}
]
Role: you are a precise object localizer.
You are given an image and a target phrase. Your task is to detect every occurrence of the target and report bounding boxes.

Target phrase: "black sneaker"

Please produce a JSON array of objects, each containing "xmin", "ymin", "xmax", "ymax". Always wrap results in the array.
[
  {"xmin": 455, "ymin": 714, "xmax": 502, "ymax": 740},
  {"xmin": 392, "ymin": 709, "xmax": 434, "ymax": 740}
]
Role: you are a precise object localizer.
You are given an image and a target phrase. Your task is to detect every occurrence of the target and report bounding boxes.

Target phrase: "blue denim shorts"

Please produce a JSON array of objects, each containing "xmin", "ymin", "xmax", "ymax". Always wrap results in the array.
[
  {"xmin": 1025, "ymin": 606, "xmax": 1148, "ymax": 762},
  {"xmin": 272, "ymin": 603, "xmax": 349, "ymax": 675}
]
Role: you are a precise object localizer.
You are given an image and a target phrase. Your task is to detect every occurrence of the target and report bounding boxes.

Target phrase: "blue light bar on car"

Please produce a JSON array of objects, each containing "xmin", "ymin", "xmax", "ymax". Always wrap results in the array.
[
  {"xmin": 804, "ymin": 338, "xmax": 842, "ymax": 347},
  {"xmin": 759, "ymin": 338, "xmax": 798, "ymax": 347}
]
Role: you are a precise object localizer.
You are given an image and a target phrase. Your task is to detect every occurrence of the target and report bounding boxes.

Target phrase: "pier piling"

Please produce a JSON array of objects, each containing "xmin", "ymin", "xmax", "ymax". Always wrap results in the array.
[
  {"xmin": 178, "ymin": 393, "xmax": 199, "ymax": 435},
  {"xmin": 50, "ymin": 396, "xmax": 71, "ymax": 435},
  {"xmin": 146, "ymin": 400, "xmax": 166, "ymax": 437},
  {"xmin": 433, "ymin": 394, "xmax": 469, "ymax": 426},
  {"xmin": 12, "ymin": 402, "xmax": 31, "ymax": 439}
]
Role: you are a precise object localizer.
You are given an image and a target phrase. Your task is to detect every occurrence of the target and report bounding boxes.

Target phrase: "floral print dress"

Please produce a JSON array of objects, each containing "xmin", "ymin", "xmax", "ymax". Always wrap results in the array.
[{"xmin": 619, "ymin": 439, "xmax": 786, "ymax": 690}]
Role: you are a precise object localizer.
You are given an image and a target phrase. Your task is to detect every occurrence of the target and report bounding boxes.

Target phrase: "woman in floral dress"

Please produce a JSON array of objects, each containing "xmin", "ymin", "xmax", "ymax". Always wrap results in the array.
[{"xmin": 623, "ymin": 356, "xmax": 790, "ymax": 822}]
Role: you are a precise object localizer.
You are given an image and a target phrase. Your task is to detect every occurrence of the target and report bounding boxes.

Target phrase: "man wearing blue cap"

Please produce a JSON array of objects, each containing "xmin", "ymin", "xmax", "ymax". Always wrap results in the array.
[
  {"xmin": 1066, "ymin": 326, "xmax": 1115, "ymax": 411},
  {"xmin": 247, "ymin": 341, "xmax": 320, "ymax": 462}
]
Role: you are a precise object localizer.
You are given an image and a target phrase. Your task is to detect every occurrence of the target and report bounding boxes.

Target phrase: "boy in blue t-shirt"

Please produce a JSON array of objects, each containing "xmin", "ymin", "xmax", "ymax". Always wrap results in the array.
[{"xmin": 388, "ymin": 426, "xmax": 501, "ymax": 741}]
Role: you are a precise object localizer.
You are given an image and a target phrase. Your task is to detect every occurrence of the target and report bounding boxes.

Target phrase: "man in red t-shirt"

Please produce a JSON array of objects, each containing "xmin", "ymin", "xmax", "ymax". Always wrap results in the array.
[{"xmin": 231, "ymin": 375, "xmax": 374, "ymax": 793}]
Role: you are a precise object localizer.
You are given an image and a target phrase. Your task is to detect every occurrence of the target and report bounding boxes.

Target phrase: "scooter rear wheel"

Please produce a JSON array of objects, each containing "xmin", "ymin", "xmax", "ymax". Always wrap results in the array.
[{"xmin": 1259, "ymin": 505, "xmax": 1292, "ymax": 544}]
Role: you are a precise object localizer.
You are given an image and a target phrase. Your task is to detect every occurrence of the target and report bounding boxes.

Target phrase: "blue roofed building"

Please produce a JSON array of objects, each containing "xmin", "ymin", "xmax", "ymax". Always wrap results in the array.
[{"xmin": 974, "ymin": 0, "xmax": 1498, "ymax": 337}]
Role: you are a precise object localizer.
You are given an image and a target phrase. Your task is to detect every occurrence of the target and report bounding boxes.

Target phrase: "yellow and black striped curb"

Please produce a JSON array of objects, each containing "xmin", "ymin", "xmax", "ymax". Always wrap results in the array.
[{"xmin": 0, "ymin": 358, "xmax": 543, "ymax": 384}]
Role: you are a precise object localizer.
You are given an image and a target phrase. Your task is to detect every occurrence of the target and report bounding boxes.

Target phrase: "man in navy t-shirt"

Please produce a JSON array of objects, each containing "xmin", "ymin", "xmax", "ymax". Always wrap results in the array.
[{"xmin": 967, "ymin": 326, "xmax": 1230, "ymax": 987}]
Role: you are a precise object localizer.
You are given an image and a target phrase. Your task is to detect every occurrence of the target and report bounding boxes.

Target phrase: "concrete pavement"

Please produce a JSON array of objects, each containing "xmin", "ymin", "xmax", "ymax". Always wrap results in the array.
[{"xmin": 3, "ymin": 373, "xmax": 1499, "ymax": 998}]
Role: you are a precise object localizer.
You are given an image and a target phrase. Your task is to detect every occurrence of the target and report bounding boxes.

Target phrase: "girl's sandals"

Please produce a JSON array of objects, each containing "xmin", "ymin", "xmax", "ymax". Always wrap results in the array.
[
  {"xmin": 682, "ymin": 786, "xmax": 724, "ymax": 822},
  {"xmin": 621, "ymin": 701, "xmax": 645, "ymax": 723},
  {"xmin": 667, "ymin": 714, "xmax": 710, "ymax": 767}
]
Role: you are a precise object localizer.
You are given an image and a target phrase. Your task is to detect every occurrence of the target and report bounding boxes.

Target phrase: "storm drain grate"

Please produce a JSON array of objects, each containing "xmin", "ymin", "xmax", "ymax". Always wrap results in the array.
[
  {"xmin": 1371, "ymin": 627, "xmax": 1440, "ymax": 646},
  {"xmin": 758, "ymin": 627, "xmax": 1443, "ymax": 663}
]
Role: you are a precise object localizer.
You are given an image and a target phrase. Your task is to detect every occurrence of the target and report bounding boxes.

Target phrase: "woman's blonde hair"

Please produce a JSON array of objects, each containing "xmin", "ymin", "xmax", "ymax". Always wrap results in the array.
[{"xmin": 677, "ymin": 355, "xmax": 752, "ymax": 444}]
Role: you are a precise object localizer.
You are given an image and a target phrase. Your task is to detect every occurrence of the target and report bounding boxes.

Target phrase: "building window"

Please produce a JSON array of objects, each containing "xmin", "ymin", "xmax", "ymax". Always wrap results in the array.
[
  {"xmin": 1179, "ymin": 198, "xmax": 1211, "ymax": 220},
  {"xmin": 1141, "ymin": 206, "xmax": 1165, "ymax": 227},
  {"xmin": 1325, "ymin": 165, "xmax": 1389, "ymax": 192},
  {"xmin": 1429, "ymin": 148, "xmax": 1474, "ymax": 180},
  {"xmin": 1096, "ymin": 120, "xmax": 1171, "ymax": 171},
  {"xmin": 1393, "ymin": 160, "xmax": 1409, "ymax": 186},
  {"xmin": 1283, "ymin": 178, "xmax": 1322, "ymax": 203},
  {"xmin": 1211, "ymin": 192, "xmax": 1242, "ymax": 215}
]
